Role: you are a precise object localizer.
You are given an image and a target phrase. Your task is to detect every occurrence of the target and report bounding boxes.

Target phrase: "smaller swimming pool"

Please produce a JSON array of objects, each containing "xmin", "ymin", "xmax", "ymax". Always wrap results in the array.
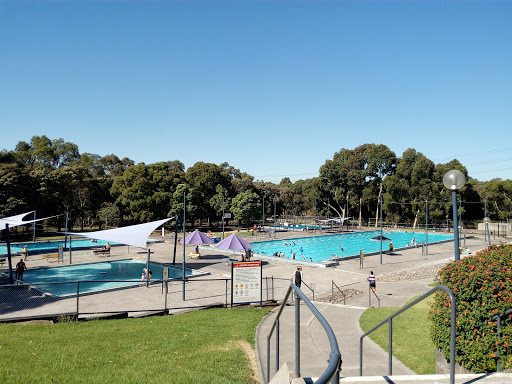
[{"xmin": 21, "ymin": 259, "xmax": 199, "ymax": 296}]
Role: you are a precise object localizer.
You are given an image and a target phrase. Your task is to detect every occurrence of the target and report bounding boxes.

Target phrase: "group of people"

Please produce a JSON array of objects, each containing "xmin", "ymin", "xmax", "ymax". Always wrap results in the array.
[{"xmin": 141, "ymin": 268, "xmax": 152, "ymax": 282}]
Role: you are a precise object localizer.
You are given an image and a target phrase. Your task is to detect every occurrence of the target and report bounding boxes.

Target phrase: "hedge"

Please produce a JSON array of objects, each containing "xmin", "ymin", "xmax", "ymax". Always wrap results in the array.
[{"xmin": 430, "ymin": 243, "xmax": 512, "ymax": 373}]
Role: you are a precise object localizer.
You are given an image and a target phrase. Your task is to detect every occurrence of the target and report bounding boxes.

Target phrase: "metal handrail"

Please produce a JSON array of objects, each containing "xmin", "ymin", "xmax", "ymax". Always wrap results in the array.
[
  {"xmin": 266, "ymin": 283, "xmax": 342, "ymax": 384},
  {"xmin": 331, "ymin": 281, "xmax": 359, "ymax": 305},
  {"xmin": 301, "ymin": 280, "xmax": 315, "ymax": 301},
  {"xmin": 360, "ymin": 285, "xmax": 456, "ymax": 384}
]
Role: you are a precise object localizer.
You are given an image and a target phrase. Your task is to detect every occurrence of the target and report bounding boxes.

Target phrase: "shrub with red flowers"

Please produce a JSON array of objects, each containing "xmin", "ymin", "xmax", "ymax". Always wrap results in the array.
[{"xmin": 430, "ymin": 244, "xmax": 512, "ymax": 373}]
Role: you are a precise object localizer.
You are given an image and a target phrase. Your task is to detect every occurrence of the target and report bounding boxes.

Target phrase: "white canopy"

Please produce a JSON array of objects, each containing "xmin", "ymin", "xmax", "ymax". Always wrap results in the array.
[
  {"xmin": 0, "ymin": 211, "xmax": 36, "ymax": 231},
  {"xmin": 68, "ymin": 218, "xmax": 172, "ymax": 249}
]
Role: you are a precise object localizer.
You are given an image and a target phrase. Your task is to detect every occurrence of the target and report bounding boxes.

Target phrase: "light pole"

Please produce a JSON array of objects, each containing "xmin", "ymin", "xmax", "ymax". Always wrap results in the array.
[
  {"xmin": 443, "ymin": 170, "xmax": 466, "ymax": 261},
  {"xmin": 425, "ymin": 197, "xmax": 429, "ymax": 255},
  {"xmin": 314, "ymin": 197, "xmax": 317, "ymax": 234},
  {"xmin": 222, "ymin": 193, "xmax": 225, "ymax": 239},
  {"xmin": 379, "ymin": 195, "xmax": 383, "ymax": 265},
  {"xmin": 484, "ymin": 199, "xmax": 491, "ymax": 246},
  {"xmin": 273, "ymin": 197, "xmax": 277, "ymax": 239},
  {"xmin": 346, "ymin": 195, "xmax": 349, "ymax": 232},
  {"xmin": 262, "ymin": 195, "xmax": 265, "ymax": 230}
]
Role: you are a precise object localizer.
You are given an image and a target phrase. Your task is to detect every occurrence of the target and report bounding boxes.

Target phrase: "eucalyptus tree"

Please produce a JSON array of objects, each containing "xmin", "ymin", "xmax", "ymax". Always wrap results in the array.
[
  {"xmin": 111, "ymin": 161, "xmax": 185, "ymax": 223},
  {"xmin": 231, "ymin": 190, "xmax": 262, "ymax": 226}
]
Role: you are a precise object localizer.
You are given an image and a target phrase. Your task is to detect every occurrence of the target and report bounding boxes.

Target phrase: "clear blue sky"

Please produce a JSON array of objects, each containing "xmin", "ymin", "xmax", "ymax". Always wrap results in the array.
[{"xmin": 1, "ymin": 1, "xmax": 511, "ymax": 183}]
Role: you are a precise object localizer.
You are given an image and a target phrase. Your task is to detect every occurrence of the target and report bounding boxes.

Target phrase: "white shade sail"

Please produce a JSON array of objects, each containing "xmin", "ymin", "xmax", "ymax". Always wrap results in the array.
[
  {"xmin": 68, "ymin": 218, "xmax": 173, "ymax": 249},
  {"xmin": 0, "ymin": 211, "xmax": 37, "ymax": 231}
]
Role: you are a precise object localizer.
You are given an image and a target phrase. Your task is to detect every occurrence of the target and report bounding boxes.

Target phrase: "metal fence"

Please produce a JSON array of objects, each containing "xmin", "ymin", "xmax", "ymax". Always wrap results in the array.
[{"xmin": 0, "ymin": 276, "xmax": 302, "ymax": 322}]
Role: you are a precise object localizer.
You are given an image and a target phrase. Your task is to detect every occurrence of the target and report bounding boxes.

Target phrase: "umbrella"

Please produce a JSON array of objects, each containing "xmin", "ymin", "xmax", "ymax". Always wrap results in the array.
[
  {"xmin": 215, "ymin": 233, "xmax": 254, "ymax": 261},
  {"xmin": 370, "ymin": 235, "xmax": 391, "ymax": 242},
  {"xmin": 179, "ymin": 229, "xmax": 213, "ymax": 245},
  {"xmin": 215, "ymin": 233, "xmax": 253, "ymax": 250}
]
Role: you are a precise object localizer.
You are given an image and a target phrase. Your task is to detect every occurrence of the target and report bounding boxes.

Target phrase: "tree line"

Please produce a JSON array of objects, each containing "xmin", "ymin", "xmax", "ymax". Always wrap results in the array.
[{"xmin": 0, "ymin": 136, "xmax": 510, "ymax": 233}]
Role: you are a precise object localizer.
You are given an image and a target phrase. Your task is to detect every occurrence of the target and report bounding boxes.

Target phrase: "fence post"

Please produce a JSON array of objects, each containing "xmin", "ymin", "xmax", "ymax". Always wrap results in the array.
[
  {"xmin": 76, "ymin": 281, "xmax": 80, "ymax": 317},
  {"xmin": 272, "ymin": 276, "xmax": 274, "ymax": 301},
  {"xmin": 225, "ymin": 279, "xmax": 228, "ymax": 307},
  {"xmin": 295, "ymin": 290, "xmax": 301, "ymax": 378},
  {"xmin": 164, "ymin": 281, "xmax": 168, "ymax": 312}
]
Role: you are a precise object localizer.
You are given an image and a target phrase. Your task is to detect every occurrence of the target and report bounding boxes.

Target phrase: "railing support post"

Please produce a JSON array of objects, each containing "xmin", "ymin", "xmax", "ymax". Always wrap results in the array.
[
  {"xmin": 295, "ymin": 292, "xmax": 301, "ymax": 378},
  {"xmin": 331, "ymin": 281, "xmax": 334, "ymax": 304},
  {"xmin": 497, "ymin": 316, "xmax": 501, "ymax": 372},
  {"xmin": 266, "ymin": 335, "xmax": 271, "ymax": 384},
  {"xmin": 388, "ymin": 318, "xmax": 392, "ymax": 375},
  {"xmin": 276, "ymin": 318, "xmax": 280, "ymax": 374}
]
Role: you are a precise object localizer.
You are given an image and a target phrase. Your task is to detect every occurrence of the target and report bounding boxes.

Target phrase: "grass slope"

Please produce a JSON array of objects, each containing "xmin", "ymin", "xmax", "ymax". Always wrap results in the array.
[
  {"xmin": 0, "ymin": 307, "xmax": 270, "ymax": 384},
  {"xmin": 359, "ymin": 298, "xmax": 436, "ymax": 375}
]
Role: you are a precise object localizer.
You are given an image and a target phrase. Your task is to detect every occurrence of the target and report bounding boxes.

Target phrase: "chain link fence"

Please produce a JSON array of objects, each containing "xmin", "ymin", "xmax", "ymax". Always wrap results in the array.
[{"xmin": 0, "ymin": 276, "xmax": 298, "ymax": 322}]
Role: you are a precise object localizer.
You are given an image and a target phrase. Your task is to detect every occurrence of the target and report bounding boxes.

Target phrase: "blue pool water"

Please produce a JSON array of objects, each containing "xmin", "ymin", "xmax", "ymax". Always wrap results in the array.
[
  {"xmin": 251, "ymin": 230, "xmax": 453, "ymax": 263},
  {"xmin": 21, "ymin": 259, "xmax": 194, "ymax": 296},
  {"xmin": 0, "ymin": 239, "xmax": 114, "ymax": 256}
]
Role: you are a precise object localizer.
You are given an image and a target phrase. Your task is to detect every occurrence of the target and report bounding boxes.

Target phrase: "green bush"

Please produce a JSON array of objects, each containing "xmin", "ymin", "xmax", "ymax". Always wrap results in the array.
[{"xmin": 430, "ymin": 244, "xmax": 512, "ymax": 373}]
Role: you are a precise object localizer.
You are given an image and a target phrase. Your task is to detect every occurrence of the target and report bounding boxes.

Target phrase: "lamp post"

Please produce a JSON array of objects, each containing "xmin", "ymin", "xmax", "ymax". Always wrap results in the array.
[
  {"xmin": 273, "ymin": 197, "xmax": 277, "ymax": 239},
  {"xmin": 346, "ymin": 195, "xmax": 349, "ymax": 232},
  {"xmin": 262, "ymin": 195, "xmax": 265, "ymax": 229},
  {"xmin": 425, "ymin": 197, "xmax": 429, "ymax": 255},
  {"xmin": 379, "ymin": 195, "xmax": 383, "ymax": 265},
  {"xmin": 443, "ymin": 170, "xmax": 466, "ymax": 261}
]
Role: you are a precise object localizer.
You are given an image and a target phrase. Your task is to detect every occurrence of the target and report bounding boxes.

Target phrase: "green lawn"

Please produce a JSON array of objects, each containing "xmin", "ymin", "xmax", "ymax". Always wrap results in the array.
[
  {"xmin": 359, "ymin": 298, "xmax": 436, "ymax": 374},
  {"xmin": 0, "ymin": 307, "xmax": 271, "ymax": 384}
]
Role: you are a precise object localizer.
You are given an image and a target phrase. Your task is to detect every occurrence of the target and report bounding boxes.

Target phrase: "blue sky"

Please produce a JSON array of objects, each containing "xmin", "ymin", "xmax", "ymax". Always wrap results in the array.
[{"xmin": 1, "ymin": 0, "xmax": 510, "ymax": 183}]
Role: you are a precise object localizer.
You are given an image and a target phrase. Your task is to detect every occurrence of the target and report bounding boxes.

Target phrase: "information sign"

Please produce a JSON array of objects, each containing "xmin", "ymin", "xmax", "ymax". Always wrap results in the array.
[{"xmin": 231, "ymin": 261, "xmax": 262, "ymax": 305}]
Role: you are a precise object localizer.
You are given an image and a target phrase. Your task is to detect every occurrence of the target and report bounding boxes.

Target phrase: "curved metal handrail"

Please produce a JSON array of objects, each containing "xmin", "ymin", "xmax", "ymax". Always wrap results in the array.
[
  {"xmin": 359, "ymin": 285, "xmax": 456, "ymax": 384},
  {"xmin": 266, "ymin": 282, "xmax": 342, "ymax": 384}
]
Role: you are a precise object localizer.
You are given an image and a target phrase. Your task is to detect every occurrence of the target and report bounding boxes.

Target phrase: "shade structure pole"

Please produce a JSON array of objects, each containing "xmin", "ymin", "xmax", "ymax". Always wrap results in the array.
[
  {"xmin": 222, "ymin": 194, "xmax": 225, "ymax": 239},
  {"xmin": 69, "ymin": 235, "xmax": 72, "ymax": 264},
  {"xmin": 32, "ymin": 210, "xmax": 36, "ymax": 243},
  {"xmin": 5, "ymin": 224, "xmax": 14, "ymax": 284},
  {"xmin": 173, "ymin": 217, "xmax": 179, "ymax": 265},
  {"xmin": 379, "ymin": 196, "xmax": 383, "ymax": 265},
  {"xmin": 183, "ymin": 192, "xmax": 186, "ymax": 300},
  {"xmin": 146, "ymin": 248, "xmax": 151, "ymax": 288},
  {"xmin": 425, "ymin": 197, "xmax": 429, "ymax": 255}
]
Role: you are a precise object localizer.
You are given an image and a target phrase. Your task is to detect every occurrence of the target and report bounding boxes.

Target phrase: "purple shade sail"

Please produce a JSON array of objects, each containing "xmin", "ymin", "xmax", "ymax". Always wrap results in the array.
[
  {"xmin": 179, "ymin": 229, "xmax": 213, "ymax": 245},
  {"xmin": 215, "ymin": 233, "xmax": 253, "ymax": 251}
]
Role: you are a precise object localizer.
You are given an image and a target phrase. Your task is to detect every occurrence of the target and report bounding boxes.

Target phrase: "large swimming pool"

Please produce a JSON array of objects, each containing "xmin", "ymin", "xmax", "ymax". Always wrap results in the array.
[
  {"xmin": 21, "ymin": 259, "xmax": 197, "ymax": 296},
  {"xmin": 251, "ymin": 230, "xmax": 453, "ymax": 263}
]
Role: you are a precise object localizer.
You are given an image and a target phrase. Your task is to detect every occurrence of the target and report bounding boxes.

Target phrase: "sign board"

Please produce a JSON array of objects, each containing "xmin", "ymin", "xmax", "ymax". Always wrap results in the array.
[
  {"xmin": 58, "ymin": 244, "xmax": 64, "ymax": 262},
  {"xmin": 231, "ymin": 261, "xmax": 262, "ymax": 305},
  {"xmin": 224, "ymin": 213, "xmax": 232, "ymax": 219}
]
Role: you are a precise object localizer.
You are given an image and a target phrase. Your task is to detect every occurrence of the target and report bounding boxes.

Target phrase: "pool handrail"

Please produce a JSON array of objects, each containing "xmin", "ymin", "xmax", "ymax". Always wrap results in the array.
[
  {"xmin": 359, "ymin": 285, "xmax": 456, "ymax": 384},
  {"xmin": 266, "ymin": 282, "xmax": 341, "ymax": 384}
]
